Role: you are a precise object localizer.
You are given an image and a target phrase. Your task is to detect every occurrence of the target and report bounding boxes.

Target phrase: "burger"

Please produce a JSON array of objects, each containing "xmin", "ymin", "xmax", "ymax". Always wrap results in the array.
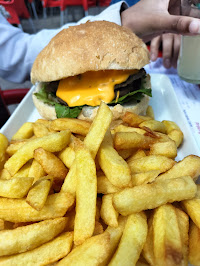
[{"xmin": 31, "ymin": 21, "xmax": 151, "ymax": 121}]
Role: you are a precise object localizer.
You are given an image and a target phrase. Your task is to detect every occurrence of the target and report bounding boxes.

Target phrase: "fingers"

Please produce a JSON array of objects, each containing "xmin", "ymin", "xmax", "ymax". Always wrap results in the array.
[
  {"xmin": 150, "ymin": 33, "xmax": 181, "ymax": 69},
  {"xmin": 150, "ymin": 36, "xmax": 162, "ymax": 62}
]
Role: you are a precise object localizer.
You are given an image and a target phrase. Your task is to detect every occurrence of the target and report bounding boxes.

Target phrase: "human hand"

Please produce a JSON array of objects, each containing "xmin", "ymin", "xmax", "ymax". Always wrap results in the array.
[
  {"xmin": 121, "ymin": 0, "xmax": 200, "ymax": 42},
  {"xmin": 150, "ymin": 33, "xmax": 181, "ymax": 69}
]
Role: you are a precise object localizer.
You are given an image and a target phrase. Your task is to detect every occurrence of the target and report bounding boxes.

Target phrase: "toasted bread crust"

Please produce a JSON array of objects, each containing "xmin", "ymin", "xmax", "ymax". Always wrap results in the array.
[{"xmin": 31, "ymin": 21, "xmax": 150, "ymax": 84}]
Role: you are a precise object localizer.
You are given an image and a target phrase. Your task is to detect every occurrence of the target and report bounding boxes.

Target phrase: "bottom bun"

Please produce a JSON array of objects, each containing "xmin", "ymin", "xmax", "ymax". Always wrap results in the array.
[{"xmin": 32, "ymin": 83, "xmax": 150, "ymax": 121}]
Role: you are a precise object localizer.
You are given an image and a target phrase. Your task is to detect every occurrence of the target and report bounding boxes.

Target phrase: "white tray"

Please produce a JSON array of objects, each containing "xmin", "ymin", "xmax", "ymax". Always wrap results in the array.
[{"xmin": 1, "ymin": 74, "xmax": 200, "ymax": 160}]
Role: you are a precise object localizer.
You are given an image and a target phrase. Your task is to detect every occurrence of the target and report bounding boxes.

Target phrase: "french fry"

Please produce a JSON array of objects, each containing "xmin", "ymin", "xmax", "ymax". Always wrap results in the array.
[
  {"xmin": 181, "ymin": 185, "xmax": 200, "ymax": 228},
  {"xmin": 0, "ymin": 169, "xmax": 11, "ymax": 180},
  {"xmin": 6, "ymin": 139, "xmax": 28, "ymax": 156},
  {"xmin": 168, "ymin": 129, "xmax": 184, "ymax": 147},
  {"xmin": 0, "ymin": 192, "xmax": 74, "ymax": 222},
  {"xmin": 113, "ymin": 176, "xmax": 196, "ymax": 216},
  {"xmin": 28, "ymin": 159, "xmax": 46, "ymax": 183},
  {"xmin": 0, "ymin": 220, "xmax": 4, "ymax": 231},
  {"xmin": 74, "ymin": 143, "xmax": 97, "ymax": 245},
  {"xmin": 26, "ymin": 176, "xmax": 53, "ymax": 211},
  {"xmin": 122, "ymin": 112, "xmax": 151, "ymax": 127},
  {"xmin": 142, "ymin": 215, "xmax": 155, "ymax": 265},
  {"xmin": 98, "ymin": 135, "xmax": 131, "ymax": 188},
  {"xmin": 11, "ymin": 122, "xmax": 33, "ymax": 140},
  {"xmin": 127, "ymin": 149, "xmax": 146, "ymax": 164},
  {"xmin": 114, "ymin": 131, "xmax": 155, "ymax": 150},
  {"xmin": 93, "ymin": 221, "xmax": 104, "ymax": 236},
  {"xmin": 97, "ymin": 175, "xmax": 121, "ymax": 194},
  {"xmin": 109, "ymin": 212, "xmax": 147, "ymax": 266},
  {"xmin": 57, "ymin": 232, "xmax": 110, "ymax": 266},
  {"xmin": 0, "ymin": 217, "xmax": 68, "ymax": 256},
  {"xmin": 50, "ymin": 117, "xmax": 91, "ymax": 135},
  {"xmin": 61, "ymin": 162, "xmax": 77, "ymax": 196},
  {"xmin": 0, "ymin": 176, "xmax": 33, "ymax": 199},
  {"xmin": 104, "ymin": 216, "xmax": 127, "ymax": 265},
  {"xmin": 58, "ymin": 146, "xmax": 75, "ymax": 168},
  {"xmin": 176, "ymin": 207, "xmax": 189, "ymax": 265},
  {"xmin": 5, "ymin": 130, "xmax": 71, "ymax": 176},
  {"xmin": 189, "ymin": 221, "xmax": 200, "ymax": 266},
  {"xmin": 153, "ymin": 204, "xmax": 184, "ymax": 266},
  {"xmin": 139, "ymin": 119, "xmax": 166, "ymax": 133},
  {"xmin": 13, "ymin": 161, "xmax": 32, "ymax": 178},
  {"xmin": 0, "ymin": 231, "xmax": 73, "ymax": 266},
  {"xmin": 157, "ymin": 155, "xmax": 200, "ymax": 181},
  {"xmin": 162, "ymin": 120, "xmax": 182, "ymax": 133},
  {"xmin": 33, "ymin": 122, "xmax": 50, "ymax": 137},
  {"xmin": 84, "ymin": 101, "xmax": 113, "ymax": 159},
  {"xmin": 131, "ymin": 170, "xmax": 160, "ymax": 186},
  {"xmin": 117, "ymin": 149, "xmax": 135, "ymax": 160},
  {"xmin": 146, "ymin": 105, "xmax": 154, "ymax": 119},
  {"xmin": 34, "ymin": 148, "xmax": 68, "ymax": 180},
  {"xmin": 128, "ymin": 155, "xmax": 175, "ymax": 174},
  {"xmin": 149, "ymin": 140, "xmax": 177, "ymax": 159},
  {"xmin": 0, "ymin": 133, "xmax": 8, "ymax": 170},
  {"xmin": 100, "ymin": 194, "xmax": 118, "ymax": 228},
  {"xmin": 112, "ymin": 124, "xmax": 146, "ymax": 135}
]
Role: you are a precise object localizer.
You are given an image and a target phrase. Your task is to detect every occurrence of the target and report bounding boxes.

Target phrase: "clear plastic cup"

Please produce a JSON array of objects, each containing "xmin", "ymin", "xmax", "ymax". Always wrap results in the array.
[{"xmin": 177, "ymin": 0, "xmax": 200, "ymax": 84}]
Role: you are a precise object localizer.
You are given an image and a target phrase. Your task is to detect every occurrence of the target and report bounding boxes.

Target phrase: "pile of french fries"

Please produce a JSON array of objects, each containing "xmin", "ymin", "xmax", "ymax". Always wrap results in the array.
[{"xmin": 0, "ymin": 102, "xmax": 200, "ymax": 266}]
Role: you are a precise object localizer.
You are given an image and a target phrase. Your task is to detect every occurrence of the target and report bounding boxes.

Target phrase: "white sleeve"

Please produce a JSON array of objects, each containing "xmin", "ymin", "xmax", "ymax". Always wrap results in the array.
[{"xmin": 0, "ymin": 1, "xmax": 127, "ymax": 83}]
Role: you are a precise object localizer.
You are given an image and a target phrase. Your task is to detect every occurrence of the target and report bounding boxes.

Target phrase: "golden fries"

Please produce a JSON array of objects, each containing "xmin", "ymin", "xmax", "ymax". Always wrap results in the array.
[
  {"xmin": 113, "ymin": 176, "xmax": 196, "ymax": 215},
  {"xmin": 0, "ymin": 102, "xmax": 199, "ymax": 265}
]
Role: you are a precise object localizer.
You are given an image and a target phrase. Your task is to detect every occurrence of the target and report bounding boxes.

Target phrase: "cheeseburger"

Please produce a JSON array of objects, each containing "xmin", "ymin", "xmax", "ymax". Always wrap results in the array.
[{"xmin": 31, "ymin": 21, "xmax": 151, "ymax": 121}]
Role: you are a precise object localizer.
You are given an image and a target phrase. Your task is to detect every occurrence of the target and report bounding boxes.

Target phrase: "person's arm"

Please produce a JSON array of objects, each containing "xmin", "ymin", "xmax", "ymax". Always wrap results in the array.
[
  {"xmin": 0, "ymin": 2, "xmax": 125, "ymax": 84},
  {"xmin": 121, "ymin": 0, "xmax": 200, "ymax": 43}
]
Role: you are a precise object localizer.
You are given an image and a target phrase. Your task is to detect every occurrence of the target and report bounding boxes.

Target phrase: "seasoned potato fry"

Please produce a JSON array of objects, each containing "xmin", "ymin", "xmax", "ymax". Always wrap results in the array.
[
  {"xmin": 98, "ymin": 139, "xmax": 131, "ymax": 188},
  {"xmin": 113, "ymin": 176, "xmax": 196, "ymax": 215},
  {"xmin": 5, "ymin": 130, "xmax": 71, "ymax": 176},
  {"xmin": 11, "ymin": 122, "xmax": 33, "ymax": 140},
  {"xmin": 157, "ymin": 155, "xmax": 200, "ymax": 181},
  {"xmin": 0, "ymin": 192, "xmax": 74, "ymax": 222},
  {"xmin": 149, "ymin": 140, "xmax": 177, "ymax": 159},
  {"xmin": 0, "ymin": 232, "xmax": 73, "ymax": 266},
  {"xmin": 58, "ymin": 146, "xmax": 75, "ymax": 168},
  {"xmin": 50, "ymin": 118, "xmax": 91, "ymax": 135},
  {"xmin": 122, "ymin": 112, "xmax": 151, "ymax": 127},
  {"xmin": 114, "ymin": 131, "xmax": 155, "ymax": 150},
  {"xmin": 0, "ymin": 217, "xmax": 68, "ymax": 256},
  {"xmin": 33, "ymin": 123, "xmax": 50, "ymax": 137},
  {"xmin": 189, "ymin": 221, "xmax": 200, "ymax": 266},
  {"xmin": 57, "ymin": 232, "xmax": 110, "ymax": 266},
  {"xmin": 84, "ymin": 102, "xmax": 113, "ymax": 159},
  {"xmin": 131, "ymin": 170, "xmax": 160, "ymax": 186},
  {"xmin": 0, "ymin": 176, "xmax": 33, "ymax": 198},
  {"xmin": 34, "ymin": 148, "xmax": 68, "ymax": 180},
  {"xmin": 74, "ymin": 143, "xmax": 97, "ymax": 245},
  {"xmin": 109, "ymin": 212, "xmax": 147, "ymax": 266},
  {"xmin": 26, "ymin": 176, "xmax": 53, "ymax": 211},
  {"xmin": 0, "ymin": 133, "xmax": 9, "ymax": 170},
  {"xmin": 128, "ymin": 155, "xmax": 175, "ymax": 174},
  {"xmin": 139, "ymin": 119, "xmax": 166, "ymax": 133},
  {"xmin": 100, "ymin": 194, "xmax": 118, "ymax": 227},
  {"xmin": 153, "ymin": 204, "xmax": 184, "ymax": 266},
  {"xmin": 97, "ymin": 175, "xmax": 121, "ymax": 194},
  {"xmin": 28, "ymin": 159, "xmax": 46, "ymax": 183}
]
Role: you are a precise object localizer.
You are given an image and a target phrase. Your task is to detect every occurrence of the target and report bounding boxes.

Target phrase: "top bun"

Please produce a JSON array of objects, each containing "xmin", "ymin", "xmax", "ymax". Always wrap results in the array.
[{"xmin": 31, "ymin": 21, "xmax": 150, "ymax": 84}]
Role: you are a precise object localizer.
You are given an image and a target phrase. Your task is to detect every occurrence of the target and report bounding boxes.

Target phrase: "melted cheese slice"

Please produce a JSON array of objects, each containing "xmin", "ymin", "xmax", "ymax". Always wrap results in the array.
[{"xmin": 56, "ymin": 70, "xmax": 138, "ymax": 107}]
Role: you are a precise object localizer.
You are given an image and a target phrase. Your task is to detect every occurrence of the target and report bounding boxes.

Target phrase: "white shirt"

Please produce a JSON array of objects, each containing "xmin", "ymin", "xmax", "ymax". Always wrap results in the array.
[{"xmin": 0, "ymin": 2, "xmax": 126, "ymax": 83}]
